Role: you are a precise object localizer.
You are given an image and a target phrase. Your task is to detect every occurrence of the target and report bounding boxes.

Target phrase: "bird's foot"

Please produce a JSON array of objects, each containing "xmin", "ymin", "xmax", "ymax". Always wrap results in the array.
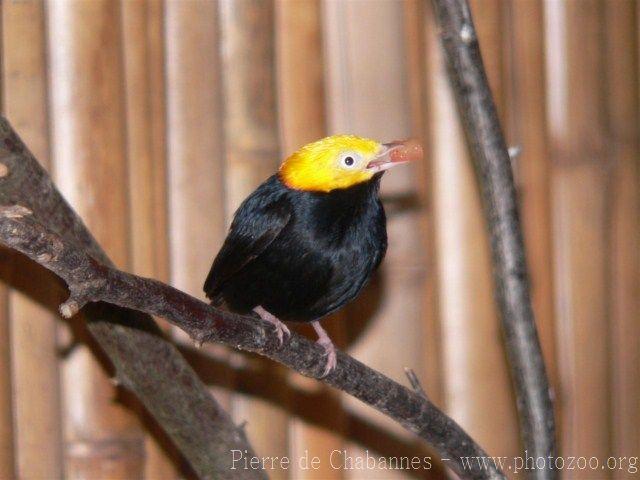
[
  {"xmin": 312, "ymin": 321, "xmax": 337, "ymax": 377},
  {"xmin": 317, "ymin": 337, "xmax": 337, "ymax": 378},
  {"xmin": 253, "ymin": 306, "xmax": 290, "ymax": 346}
]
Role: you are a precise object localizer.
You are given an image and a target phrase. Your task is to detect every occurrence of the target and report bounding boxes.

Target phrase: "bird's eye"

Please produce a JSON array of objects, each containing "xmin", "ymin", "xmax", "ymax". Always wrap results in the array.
[{"xmin": 339, "ymin": 153, "xmax": 360, "ymax": 169}]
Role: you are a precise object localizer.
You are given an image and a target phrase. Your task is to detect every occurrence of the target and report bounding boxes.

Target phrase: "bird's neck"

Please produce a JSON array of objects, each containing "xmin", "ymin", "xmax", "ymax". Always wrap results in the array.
[
  {"xmin": 314, "ymin": 173, "xmax": 382, "ymax": 199},
  {"xmin": 302, "ymin": 175, "xmax": 382, "ymax": 229}
]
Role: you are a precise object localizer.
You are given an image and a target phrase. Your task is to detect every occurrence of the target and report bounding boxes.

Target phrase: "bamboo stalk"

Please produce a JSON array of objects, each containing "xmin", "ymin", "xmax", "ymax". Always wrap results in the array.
[
  {"xmin": 120, "ymin": 0, "xmax": 177, "ymax": 477},
  {"xmin": 0, "ymin": 286, "xmax": 13, "ymax": 480},
  {"xmin": 276, "ymin": 0, "xmax": 326, "ymax": 153},
  {"xmin": 276, "ymin": 1, "xmax": 346, "ymax": 477},
  {"xmin": 147, "ymin": 0, "xmax": 170, "ymax": 285},
  {"xmin": 0, "ymin": 6, "xmax": 15, "ymax": 480},
  {"xmin": 544, "ymin": 0, "xmax": 611, "ymax": 469},
  {"xmin": 47, "ymin": 0, "xmax": 145, "ymax": 476},
  {"xmin": 404, "ymin": 5, "xmax": 449, "ymax": 475},
  {"xmin": 604, "ymin": 2, "xmax": 640, "ymax": 477},
  {"xmin": 1, "ymin": 0, "xmax": 64, "ymax": 477},
  {"xmin": 165, "ymin": 0, "xmax": 233, "ymax": 418},
  {"xmin": 218, "ymin": 2, "xmax": 289, "ymax": 475},
  {"xmin": 166, "ymin": 0, "xmax": 226, "ymax": 299},
  {"xmin": 323, "ymin": 1, "xmax": 435, "ymax": 477},
  {"xmin": 219, "ymin": 0, "xmax": 281, "ymax": 204},
  {"xmin": 122, "ymin": 0, "xmax": 169, "ymax": 283},
  {"xmin": 425, "ymin": 0, "xmax": 520, "ymax": 458},
  {"xmin": 403, "ymin": 0, "xmax": 444, "ymax": 407}
]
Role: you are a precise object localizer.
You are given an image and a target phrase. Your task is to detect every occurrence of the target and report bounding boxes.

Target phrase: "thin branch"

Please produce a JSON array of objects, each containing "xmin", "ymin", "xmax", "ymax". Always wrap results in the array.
[
  {"xmin": 0, "ymin": 117, "xmax": 504, "ymax": 480},
  {"xmin": 0, "ymin": 203, "xmax": 504, "ymax": 480},
  {"xmin": 404, "ymin": 367, "xmax": 428, "ymax": 399},
  {"xmin": 430, "ymin": 1, "xmax": 557, "ymax": 478},
  {"xmin": 0, "ymin": 120, "xmax": 262, "ymax": 480}
]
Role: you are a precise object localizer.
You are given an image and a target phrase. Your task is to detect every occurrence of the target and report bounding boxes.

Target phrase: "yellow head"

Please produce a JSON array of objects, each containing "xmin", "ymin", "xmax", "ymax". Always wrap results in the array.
[
  {"xmin": 279, "ymin": 135, "xmax": 382, "ymax": 192},
  {"xmin": 279, "ymin": 135, "xmax": 422, "ymax": 192}
]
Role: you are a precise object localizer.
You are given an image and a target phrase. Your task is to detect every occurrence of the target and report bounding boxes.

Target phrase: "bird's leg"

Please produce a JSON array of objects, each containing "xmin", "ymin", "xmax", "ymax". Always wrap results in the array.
[
  {"xmin": 312, "ymin": 321, "xmax": 337, "ymax": 377},
  {"xmin": 253, "ymin": 305, "xmax": 290, "ymax": 346}
]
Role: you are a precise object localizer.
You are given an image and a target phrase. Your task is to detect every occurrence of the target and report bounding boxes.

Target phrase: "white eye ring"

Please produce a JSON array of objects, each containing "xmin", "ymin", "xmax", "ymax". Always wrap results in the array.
[{"xmin": 339, "ymin": 152, "xmax": 361, "ymax": 169}]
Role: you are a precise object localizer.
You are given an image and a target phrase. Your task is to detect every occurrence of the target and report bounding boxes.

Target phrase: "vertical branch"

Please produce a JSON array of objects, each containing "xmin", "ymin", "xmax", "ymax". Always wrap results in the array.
[
  {"xmin": 502, "ymin": 0, "xmax": 559, "ymax": 422},
  {"xmin": 425, "ymin": 0, "xmax": 520, "ymax": 458},
  {"xmin": 430, "ymin": 0, "xmax": 556, "ymax": 476},
  {"xmin": 1, "ymin": 0, "xmax": 64, "ymax": 477}
]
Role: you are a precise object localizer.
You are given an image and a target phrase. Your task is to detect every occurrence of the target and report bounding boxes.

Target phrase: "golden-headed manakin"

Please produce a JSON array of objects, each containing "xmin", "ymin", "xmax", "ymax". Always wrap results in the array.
[{"xmin": 204, "ymin": 135, "xmax": 422, "ymax": 375}]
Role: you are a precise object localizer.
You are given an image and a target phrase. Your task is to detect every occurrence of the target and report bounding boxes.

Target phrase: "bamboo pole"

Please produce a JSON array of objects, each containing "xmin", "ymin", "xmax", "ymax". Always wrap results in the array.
[
  {"xmin": 276, "ymin": 0, "xmax": 326, "ymax": 152},
  {"xmin": 165, "ymin": 0, "xmax": 233, "ymax": 416},
  {"xmin": 545, "ymin": 0, "xmax": 612, "ymax": 468},
  {"xmin": 424, "ymin": 0, "xmax": 520, "ymax": 458},
  {"xmin": 604, "ymin": 2, "xmax": 640, "ymax": 477},
  {"xmin": 323, "ymin": 1, "xmax": 434, "ymax": 477},
  {"xmin": 403, "ymin": 0, "xmax": 444, "ymax": 407},
  {"xmin": 0, "ymin": 285, "xmax": 13, "ymax": 480},
  {"xmin": 0, "ymin": 6, "xmax": 16, "ymax": 480},
  {"xmin": 166, "ymin": 0, "xmax": 226, "ymax": 299},
  {"xmin": 276, "ymin": 1, "xmax": 346, "ymax": 478},
  {"xmin": 121, "ymin": 0, "xmax": 176, "ymax": 477},
  {"xmin": 147, "ymin": 1, "xmax": 170, "ymax": 285},
  {"xmin": 502, "ymin": 0, "xmax": 559, "ymax": 422},
  {"xmin": 122, "ymin": 0, "xmax": 169, "ymax": 284},
  {"xmin": 47, "ymin": 1, "xmax": 145, "ymax": 476},
  {"xmin": 219, "ymin": 0, "xmax": 281, "ymax": 204},
  {"xmin": 218, "ymin": 2, "xmax": 289, "ymax": 475},
  {"xmin": 1, "ymin": 1, "xmax": 64, "ymax": 477}
]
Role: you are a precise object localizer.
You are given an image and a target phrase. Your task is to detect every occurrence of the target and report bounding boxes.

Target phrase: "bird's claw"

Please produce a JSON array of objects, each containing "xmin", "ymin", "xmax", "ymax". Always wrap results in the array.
[
  {"xmin": 317, "ymin": 337, "xmax": 337, "ymax": 377},
  {"xmin": 253, "ymin": 306, "xmax": 290, "ymax": 347},
  {"xmin": 272, "ymin": 321, "xmax": 291, "ymax": 346}
]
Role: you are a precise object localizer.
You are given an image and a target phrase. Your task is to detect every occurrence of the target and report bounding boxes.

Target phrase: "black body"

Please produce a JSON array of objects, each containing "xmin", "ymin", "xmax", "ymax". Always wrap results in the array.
[{"xmin": 204, "ymin": 174, "xmax": 387, "ymax": 322}]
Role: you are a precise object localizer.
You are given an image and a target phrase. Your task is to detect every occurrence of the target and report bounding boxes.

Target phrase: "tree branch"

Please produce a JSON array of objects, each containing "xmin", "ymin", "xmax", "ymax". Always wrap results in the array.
[
  {"xmin": 430, "ymin": 1, "xmax": 557, "ymax": 478},
  {"xmin": 0, "ymin": 117, "xmax": 503, "ymax": 479},
  {"xmin": 0, "ymin": 120, "xmax": 262, "ymax": 480}
]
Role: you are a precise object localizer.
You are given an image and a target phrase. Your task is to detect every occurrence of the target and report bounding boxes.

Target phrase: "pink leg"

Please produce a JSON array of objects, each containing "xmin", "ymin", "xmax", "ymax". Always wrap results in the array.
[
  {"xmin": 312, "ymin": 321, "xmax": 337, "ymax": 377},
  {"xmin": 253, "ymin": 306, "xmax": 290, "ymax": 345}
]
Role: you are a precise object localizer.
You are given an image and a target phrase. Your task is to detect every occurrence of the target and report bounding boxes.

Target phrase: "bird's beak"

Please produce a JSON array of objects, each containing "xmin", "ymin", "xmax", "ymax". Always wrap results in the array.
[{"xmin": 365, "ymin": 139, "xmax": 423, "ymax": 173}]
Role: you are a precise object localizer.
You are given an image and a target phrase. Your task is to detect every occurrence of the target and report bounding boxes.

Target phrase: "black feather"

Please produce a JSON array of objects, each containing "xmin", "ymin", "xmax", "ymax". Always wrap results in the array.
[{"xmin": 203, "ymin": 174, "xmax": 387, "ymax": 322}]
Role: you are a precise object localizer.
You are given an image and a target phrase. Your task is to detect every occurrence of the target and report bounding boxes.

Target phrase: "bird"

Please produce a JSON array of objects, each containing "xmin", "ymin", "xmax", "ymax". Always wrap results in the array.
[{"xmin": 204, "ymin": 134, "xmax": 422, "ymax": 376}]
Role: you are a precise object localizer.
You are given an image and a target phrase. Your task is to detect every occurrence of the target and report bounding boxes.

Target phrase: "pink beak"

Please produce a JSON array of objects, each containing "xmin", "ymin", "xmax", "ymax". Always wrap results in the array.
[{"xmin": 365, "ymin": 139, "xmax": 423, "ymax": 173}]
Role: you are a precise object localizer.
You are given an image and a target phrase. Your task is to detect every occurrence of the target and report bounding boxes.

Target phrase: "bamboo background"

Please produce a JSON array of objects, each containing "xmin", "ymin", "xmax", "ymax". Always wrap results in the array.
[{"xmin": 0, "ymin": 0, "xmax": 637, "ymax": 479}]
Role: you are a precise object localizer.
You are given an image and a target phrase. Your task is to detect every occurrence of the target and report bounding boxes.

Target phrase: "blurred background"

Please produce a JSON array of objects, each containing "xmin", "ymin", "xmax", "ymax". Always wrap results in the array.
[{"xmin": 0, "ymin": 0, "xmax": 638, "ymax": 479}]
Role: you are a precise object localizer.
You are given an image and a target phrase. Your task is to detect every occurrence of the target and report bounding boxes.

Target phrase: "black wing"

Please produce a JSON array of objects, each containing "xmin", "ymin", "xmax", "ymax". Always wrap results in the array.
[{"xmin": 203, "ymin": 179, "xmax": 292, "ymax": 300}]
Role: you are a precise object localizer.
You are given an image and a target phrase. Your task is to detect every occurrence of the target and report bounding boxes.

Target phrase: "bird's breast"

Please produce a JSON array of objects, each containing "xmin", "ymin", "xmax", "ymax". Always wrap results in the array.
[{"xmin": 277, "ymin": 183, "xmax": 387, "ymax": 319}]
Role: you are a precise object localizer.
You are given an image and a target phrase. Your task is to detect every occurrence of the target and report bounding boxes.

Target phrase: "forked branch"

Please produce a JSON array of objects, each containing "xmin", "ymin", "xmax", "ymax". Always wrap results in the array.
[{"xmin": 0, "ymin": 117, "xmax": 503, "ymax": 480}]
